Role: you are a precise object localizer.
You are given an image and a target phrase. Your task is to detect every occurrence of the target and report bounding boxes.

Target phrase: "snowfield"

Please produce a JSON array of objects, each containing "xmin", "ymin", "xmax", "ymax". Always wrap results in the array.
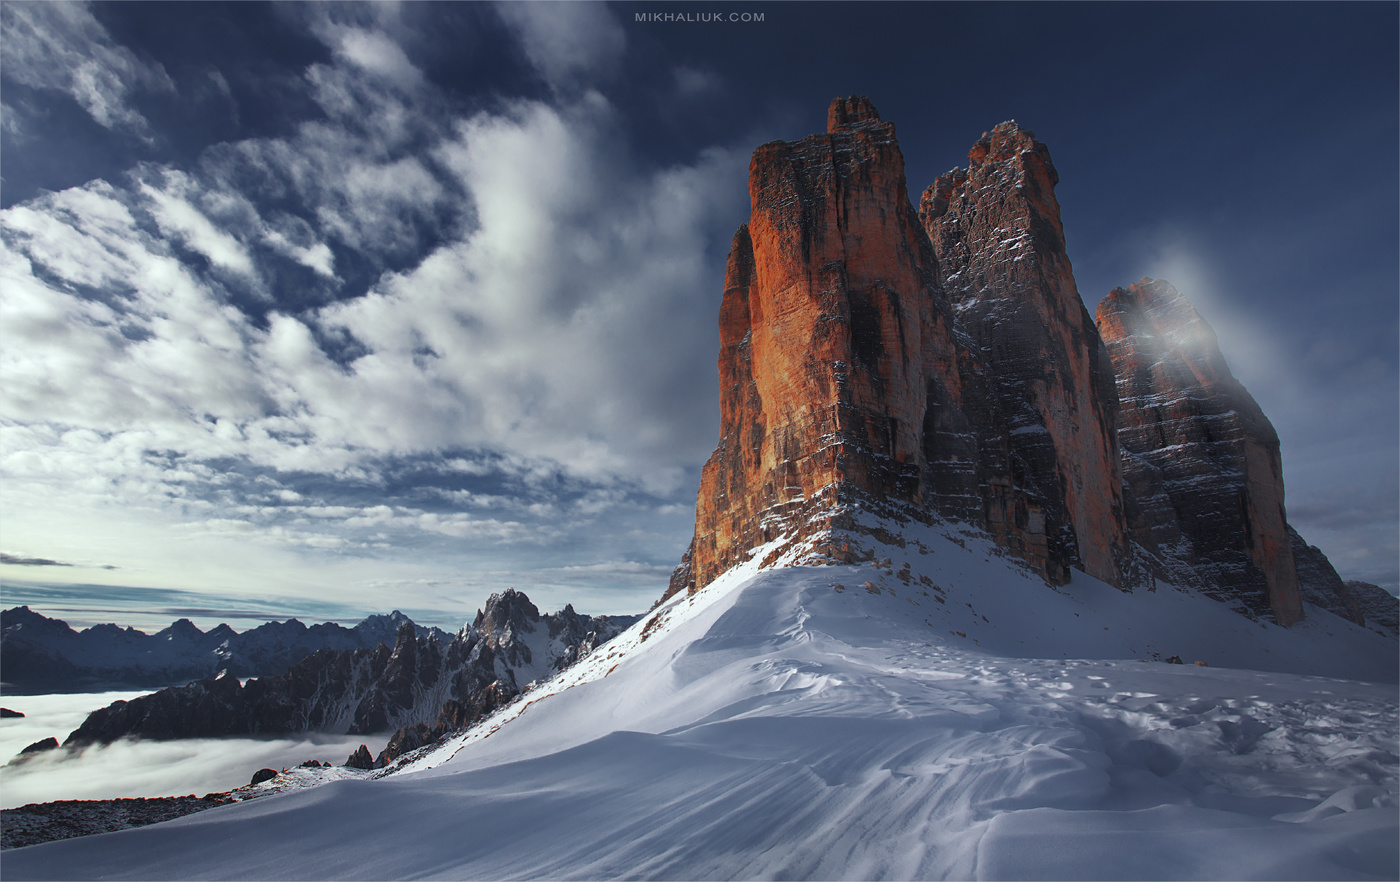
[{"xmin": 5, "ymin": 518, "xmax": 1397, "ymax": 880}]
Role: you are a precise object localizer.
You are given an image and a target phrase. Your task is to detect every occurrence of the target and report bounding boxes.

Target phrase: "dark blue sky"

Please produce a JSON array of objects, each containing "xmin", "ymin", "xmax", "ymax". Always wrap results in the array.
[{"xmin": 1, "ymin": 1, "xmax": 1395, "ymax": 632}]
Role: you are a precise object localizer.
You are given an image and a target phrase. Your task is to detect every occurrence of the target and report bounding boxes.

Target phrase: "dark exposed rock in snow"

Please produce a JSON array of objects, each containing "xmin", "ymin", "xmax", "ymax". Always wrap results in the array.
[
  {"xmin": 0, "ymin": 605, "xmax": 450, "ymax": 694},
  {"xmin": 59, "ymin": 590, "xmax": 638, "ymax": 750},
  {"xmin": 249, "ymin": 768, "xmax": 279, "ymax": 786},
  {"xmin": 344, "ymin": 744, "xmax": 375, "ymax": 770},
  {"xmin": 0, "ymin": 707, "xmax": 23, "ymax": 718}
]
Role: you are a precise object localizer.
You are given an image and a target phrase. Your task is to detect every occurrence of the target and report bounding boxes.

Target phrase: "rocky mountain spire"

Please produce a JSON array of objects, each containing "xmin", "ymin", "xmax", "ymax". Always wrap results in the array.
[
  {"xmin": 669, "ymin": 95, "xmax": 969, "ymax": 595},
  {"xmin": 919, "ymin": 122, "xmax": 1132, "ymax": 587},
  {"xmin": 1095, "ymin": 278, "xmax": 1304, "ymax": 625}
]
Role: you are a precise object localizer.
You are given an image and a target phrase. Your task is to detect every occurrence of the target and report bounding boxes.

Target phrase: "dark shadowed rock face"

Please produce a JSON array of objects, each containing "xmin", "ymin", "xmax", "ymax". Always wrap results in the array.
[
  {"xmin": 249, "ymin": 768, "xmax": 279, "ymax": 786},
  {"xmin": 343, "ymin": 744, "xmax": 374, "ymax": 770},
  {"xmin": 0, "ymin": 606, "xmax": 451, "ymax": 694},
  {"xmin": 919, "ymin": 121, "xmax": 1131, "ymax": 588},
  {"xmin": 1289, "ymin": 526, "xmax": 1363, "ymax": 625},
  {"xmin": 20, "ymin": 737, "xmax": 58, "ymax": 755},
  {"xmin": 1345, "ymin": 581, "xmax": 1399, "ymax": 634},
  {"xmin": 57, "ymin": 591, "xmax": 638, "ymax": 754},
  {"xmin": 1095, "ymin": 278, "xmax": 1304, "ymax": 626}
]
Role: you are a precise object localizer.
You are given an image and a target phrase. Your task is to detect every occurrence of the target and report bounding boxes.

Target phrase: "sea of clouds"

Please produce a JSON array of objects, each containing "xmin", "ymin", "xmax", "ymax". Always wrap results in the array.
[{"xmin": 0, "ymin": 690, "xmax": 387, "ymax": 809}]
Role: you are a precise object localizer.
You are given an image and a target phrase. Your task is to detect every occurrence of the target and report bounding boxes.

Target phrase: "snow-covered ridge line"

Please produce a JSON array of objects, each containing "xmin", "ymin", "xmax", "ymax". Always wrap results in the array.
[{"xmin": 384, "ymin": 536, "xmax": 798, "ymax": 777}]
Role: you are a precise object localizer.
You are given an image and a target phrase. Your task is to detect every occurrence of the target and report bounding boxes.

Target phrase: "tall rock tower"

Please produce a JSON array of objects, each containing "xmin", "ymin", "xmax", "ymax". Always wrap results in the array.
[
  {"xmin": 670, "ymin": 96, "xmax": 972, "ymax": 595},
  {"xmin": 669, "ymin": 99, "xmax": 1139, "ymax": 598},
  {"xmin": 919, "ymin": 122, "xmax": 1132, "ymax": 587},
  {"xmin": 1095, "ymin": 278, "xmax": 1304, "ymax": 625}
]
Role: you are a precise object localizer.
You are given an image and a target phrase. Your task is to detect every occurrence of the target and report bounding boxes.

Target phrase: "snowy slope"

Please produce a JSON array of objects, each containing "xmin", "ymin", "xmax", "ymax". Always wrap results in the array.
[{"xmin": 5, "ymin": 519, "xmax": 1396, "ymax": 880}]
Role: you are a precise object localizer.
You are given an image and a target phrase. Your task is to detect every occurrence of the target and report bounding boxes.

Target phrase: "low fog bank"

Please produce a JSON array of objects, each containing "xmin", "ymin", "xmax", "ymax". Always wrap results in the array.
[{"xmin": 0, "ymin": 691, "xmax": 386, "ymax": 809}]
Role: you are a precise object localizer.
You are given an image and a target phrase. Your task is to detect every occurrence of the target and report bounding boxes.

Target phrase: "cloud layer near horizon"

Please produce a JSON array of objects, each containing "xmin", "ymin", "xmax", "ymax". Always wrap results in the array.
[{"xmin": 0, "ymin": 690, "xmax": 389, "ymax": 809}]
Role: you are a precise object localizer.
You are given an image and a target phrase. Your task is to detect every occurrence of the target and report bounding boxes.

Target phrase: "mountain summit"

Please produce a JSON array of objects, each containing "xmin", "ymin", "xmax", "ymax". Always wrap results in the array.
[{"xmin": 669, "ymin": 96, "xmax": 1353, "ymax": 631}]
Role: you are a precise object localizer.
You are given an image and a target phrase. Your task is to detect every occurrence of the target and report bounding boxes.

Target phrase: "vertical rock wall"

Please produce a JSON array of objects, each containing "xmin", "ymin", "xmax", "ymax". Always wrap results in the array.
[
  {"xmin": 673, "ymin": 100, "xmax": 1136, "ymax": 597},
  {"xmin": 678, "ymin": 96, "xmax": 969, "ymax": 593},
  {"xmin": 1095, "ymin": 278, "xmax": 1304, "ymax": 625},
  {"xmin": 671, "ymin": 100, "xmax": 1329, "ymax": 628},
  {"xmin": 919, "ymin": 122, "xmax": 1131, "ymax": 586}
]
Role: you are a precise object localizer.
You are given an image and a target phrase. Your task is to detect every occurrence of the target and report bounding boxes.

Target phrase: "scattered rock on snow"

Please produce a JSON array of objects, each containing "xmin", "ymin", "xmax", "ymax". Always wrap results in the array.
[{"xmin": 250, "ymin": 768, "xmax": 280, "ymax": 786}]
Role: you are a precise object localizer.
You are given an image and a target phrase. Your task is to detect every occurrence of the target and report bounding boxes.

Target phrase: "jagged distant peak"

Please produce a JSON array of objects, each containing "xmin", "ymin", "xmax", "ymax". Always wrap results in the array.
[{"xmin": 473, "ymin": 588, "xmax": 542, "ymax": 636}]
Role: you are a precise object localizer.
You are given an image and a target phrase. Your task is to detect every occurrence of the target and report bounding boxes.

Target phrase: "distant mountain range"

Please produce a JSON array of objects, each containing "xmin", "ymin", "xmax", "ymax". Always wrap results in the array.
[
  {"xmin": 8, "ymin": 590, "xmax": 637, "ymax": 775},
  {"xmin": 0, "ymin": 606, "xmax": 452, "ymax": 694}
]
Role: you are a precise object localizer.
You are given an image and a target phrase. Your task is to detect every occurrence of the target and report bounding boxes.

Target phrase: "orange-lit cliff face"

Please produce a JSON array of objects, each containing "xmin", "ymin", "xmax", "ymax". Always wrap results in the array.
[
  {"xmin": 1096, "ymin": 278, "xmax": 1304, "ymax": 626},
  {"xmin": 669, "ymin": 98, "xmax": 1137, "ymax": 599},
  {"xmin": 671, "ymin": 96, "xmax": 969, "ymax": 595},
  {"xmin": 919, "ymin": 122, "xmax": 1132, "ymax": 589},
  {"xmin": 668, "ymin": 101, "xmax": 1315, "ymax": 628}
]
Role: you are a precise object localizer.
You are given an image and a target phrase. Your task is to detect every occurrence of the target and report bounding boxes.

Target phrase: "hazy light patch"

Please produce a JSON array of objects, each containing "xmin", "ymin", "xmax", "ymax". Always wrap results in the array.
[
  {"xmin": 1128, "ymin": 239, "xmax": 1400, "ymax": 595},
  {"xmin": 495, "ymin": 1, "xmax": 625, "ymax": 89},
  {"xmin": 0, "ymin": 691, "xmax": 387, "ymax": 808}
]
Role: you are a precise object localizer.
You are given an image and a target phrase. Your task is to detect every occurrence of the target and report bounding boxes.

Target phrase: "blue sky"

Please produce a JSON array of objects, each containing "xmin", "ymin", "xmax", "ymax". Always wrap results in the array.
[{"xmin": 1, "ymin": 1, "xmax": 1396, "ymax": 633}]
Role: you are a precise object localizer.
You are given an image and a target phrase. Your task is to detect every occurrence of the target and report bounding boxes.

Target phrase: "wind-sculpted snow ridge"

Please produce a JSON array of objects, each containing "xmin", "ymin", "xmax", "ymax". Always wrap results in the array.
[{"xmin": 7, "ymin": 516, "xmax": 1395, "ymax": 881}]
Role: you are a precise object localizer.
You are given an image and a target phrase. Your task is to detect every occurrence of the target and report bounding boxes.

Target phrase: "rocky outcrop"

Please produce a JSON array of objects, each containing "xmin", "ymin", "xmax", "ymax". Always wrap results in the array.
[
  {"xmin": 1095, "ymin": 278, "xmax": 1304, "ymax": 625},
  {"xmin": 20, "ymin": 737, "xmax": 58, "ymax": 756},
  {"xmin": 249, "ymin": 768, "xmax": 280, "ymax": 786},
  {"xmin": 919, "ymin": 122, "xmax": 1131, "ymax": 587},
  {"xmin": 671, "ymin": 99, "xmax": 1136, "ymax": 598},
  {"xmin": 1346, "ymin": 581, "xmax": 1399, "ymax": 634},
  {"xmin": 58, "ymin": 590, "xmax": 637, "ymax": 751},
  {"xmin": 1289, "ymin": 526, "xmax": 1364, "ymax": 625},
  {"xmin": 0, "ymin": 606, "xmax": 450, "ymax": 694},
  {"xmin": 344, "ymin": 744, "xmax": 375, "ymax": 770}
]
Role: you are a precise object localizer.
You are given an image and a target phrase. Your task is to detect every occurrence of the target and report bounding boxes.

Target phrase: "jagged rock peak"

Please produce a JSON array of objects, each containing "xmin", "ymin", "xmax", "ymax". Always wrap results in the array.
[
  {"xmin": 1099, "ymin": 279, "xmax": 1237, "ymax": 391},
  {"xmin": 827, "ymin": 95, "xmax": 884, "ymax": 133},
  {"xmin": 919, "ymin": 117, "xmax": 1132, "ymax": 588},
  {"xmin": 1095, "ymin": 278, "xmax": 1303, "ymax": 626},
  {"xmin": 668, "ymin": 90, "xmax": 966, "ymax": 597},
  {"xmin": 472, "ymin": 588, "xmax": 540, "ymax": 638},
  {"xmin": 968, "ymin": 121, "xmax": 1043, "ymax": 164}
]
